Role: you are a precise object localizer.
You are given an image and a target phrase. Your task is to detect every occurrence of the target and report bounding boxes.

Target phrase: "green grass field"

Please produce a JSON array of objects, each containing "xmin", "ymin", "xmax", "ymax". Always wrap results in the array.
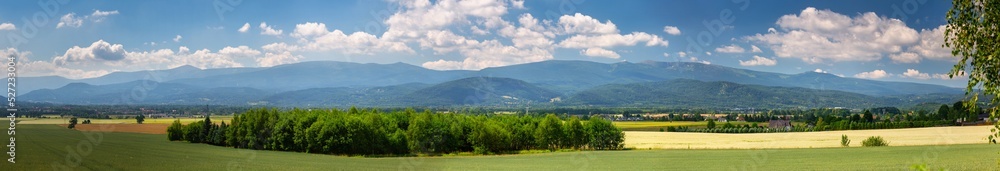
[
  {"xmin": 15, "ymin": 117, "xmax": 234, "ymax": 125},
  {"xmin": 1, "ymin": 123, "xmax": 997, "ymax": 170}
]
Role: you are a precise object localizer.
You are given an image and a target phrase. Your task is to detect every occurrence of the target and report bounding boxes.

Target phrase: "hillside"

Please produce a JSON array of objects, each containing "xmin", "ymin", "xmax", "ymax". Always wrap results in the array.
[
  {"xmin": 403, "ymin": 77, "xmax": 563, "ymax": 106},
  {"xmin": 563, "ymin": 79, "xmax": 912, "ymax": 108}
]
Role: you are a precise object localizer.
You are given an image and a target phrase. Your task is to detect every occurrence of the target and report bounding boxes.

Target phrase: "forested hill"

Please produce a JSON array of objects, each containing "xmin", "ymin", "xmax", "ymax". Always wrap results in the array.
[{"xmin": 561, "ymin": 79, "xmax": 963, "ymax": 109}]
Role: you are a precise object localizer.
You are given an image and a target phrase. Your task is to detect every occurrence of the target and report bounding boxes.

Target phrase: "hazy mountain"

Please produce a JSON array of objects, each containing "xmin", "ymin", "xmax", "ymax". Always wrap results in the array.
[
  {"xmin": 15, "ymin": 65, "xmax": 263, "ymax": 94},
  {"xmin": 22, "ymin": 60, "xmax": 961, "ymax": 96},
  {"xmin": 20, "ymin": 80, "xmax": 269, "ymax": 105},
  {"xmin": 562, "ymin": 79, "xmax": 952, "ymax": 108},
  {"xmin": 265, "ymin": 83, "xmax": 431, "ymax": 107},
  {"xmin": 168, "ymin": 61, "xmax": 472, "ymax": 92},
  {"xmin": 402, "ymin": 77, "xmax": 563, "ymax": 106},
  {"xmin": 21, "ymin": 60, "xmax": 967, "ymax": 108}
]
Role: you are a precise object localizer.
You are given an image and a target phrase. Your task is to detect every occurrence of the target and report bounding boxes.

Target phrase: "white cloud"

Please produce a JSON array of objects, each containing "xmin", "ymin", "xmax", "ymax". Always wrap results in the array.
[
  {"xmin": 907, "ymin": 25, "xmax": 955, "ymax": 61},
  {"xmin": 854, "ymin": 69, "xmax": 889, "ymax": 79},
  {"xmin": 558, "ymin": 13, "xmax": 619, "ymax": 35},
  {"xmin": 933, "ymin": 71, "xmax": 966, "ymax": 80},
  {"xmin": 259, "ymin": 22, "xmax": 283, "ymax": 36},
  {"xmin": 511, "ymin": 0, "xmax": 525, "ymax": 9},
  {"xmin": 580, "ymin": 48, "xmax": 619, "ymax": 58},
  {"xmin": 57, "ymin": 13, "xmax": 83, "ymax": 28},
  {"xmin": 715, "ymin": 44, "xmax": 746, "ymax": 53},
  {"xmin": 558, "ymin": 32, "xmax": 667, "ymax": 48},
  {"xmin": 498, "ymin": 14, "xmax": 553, "ymax": 48},
  {"xmin": 747, "ymin": 7, "xmax": 921, "ymax": 64},
  {"xmin": 382, "ymin": 0, "xmax": 512, "ymax": 41},
  {"xmin": 275, "ymin": 22, "xmax": 413, "ymax": 55},
  {"xmin": 34, "ymin": 40, "xmax": 282, "ymax": 78},
  {"xmin": 57, "ymin": 10, "xmax": 119, "ymax": 28},
  {"xmin": 889, "ymin": 52, "xmax": 920, "ymax": 63},
  {"xmin": 739, "ymin": 55, "xmax": 777, "ymax": 66},
  {"xmin": 750, "ymin": 45, "xmax": 762, "ymax": 53},
  {"xmin": 290, "ymin": 22, "xmax": 330, "ymax": 38},
  {"xmin": 901, "ymin": 69, "xmax": 930, "ymax": 79},
  {"xmin": 173, "ymin": 35, "xmax": 183, "ymax": 42},
  {"xmin": 257, "ymin": 51, "xmax": 301, "ymax": 67},
  {"xmin": 662, "ymin": 53, "xmax": 669, "ymax": 57},
  {"xmin": 89, "ymin": 10, "xmax": 119, "ymax": 22},
  {"xmin": 218, "ymin": 46, "xmax": 261, "ymax": 57},
  {"xmin": 705, "ymin": 52, "xmax": 712, "ymax": 56},
  {"xmin": 238, "ymin": 23, "xmax": 250, "ymax": 33},
  {"xmin": 381, "ymin": 0, "xmax": 667, "ymax": 70},
  {"xmin": 814, "ymin": 68, "xmax": 828, "ymax": 73},
  {"xmin": 422, "ymin": 39, "xmax": 552, "ymax": 70},
  {"xmin": 663, "ymin": 26, "xmax": 681, "ymax": 35},
  {"xmin": 0, "ymin": 23, "xmax": 14, "ymax": 30},
  {"xmin": 677, "ymin": 52, "xmax": 687, "ymax": 57},
  {"xmin": 53, "ymin": 39, "xmax": 127, "ymax": 65}
]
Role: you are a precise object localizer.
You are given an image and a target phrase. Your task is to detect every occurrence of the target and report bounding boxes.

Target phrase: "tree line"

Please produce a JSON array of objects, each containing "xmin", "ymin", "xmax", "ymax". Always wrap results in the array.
[{"xmin": 167, "ymin": 107, "xmax": 625, "ymax": 156}]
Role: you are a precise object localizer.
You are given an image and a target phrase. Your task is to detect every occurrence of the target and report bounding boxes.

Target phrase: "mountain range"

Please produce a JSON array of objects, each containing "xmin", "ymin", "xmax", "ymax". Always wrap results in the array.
[{"xmin": 19, "ymin": 60, "xmax": 966, "ymax": 109}]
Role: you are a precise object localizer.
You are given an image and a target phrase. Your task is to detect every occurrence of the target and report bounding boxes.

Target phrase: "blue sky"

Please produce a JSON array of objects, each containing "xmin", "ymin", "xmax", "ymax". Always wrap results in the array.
[{"xmin": 0, "ymin": 0, "xmax": 968, "ymax": 87}]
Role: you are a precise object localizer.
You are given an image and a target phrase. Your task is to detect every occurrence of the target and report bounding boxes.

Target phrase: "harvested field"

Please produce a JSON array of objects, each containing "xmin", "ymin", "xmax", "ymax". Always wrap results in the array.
[{"xmin": 625, "ymin": 126, "xmax": 992, "ymax": 149}]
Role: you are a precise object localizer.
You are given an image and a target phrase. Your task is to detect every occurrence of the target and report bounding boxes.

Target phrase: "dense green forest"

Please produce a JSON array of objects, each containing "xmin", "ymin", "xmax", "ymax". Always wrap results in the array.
[{"xmin": 167, "ymin": 107, "xmax": 626, "ymax": 156}]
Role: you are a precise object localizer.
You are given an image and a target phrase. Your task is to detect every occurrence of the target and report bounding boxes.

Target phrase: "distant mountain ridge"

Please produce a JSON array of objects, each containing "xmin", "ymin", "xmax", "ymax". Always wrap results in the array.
[{"xmin": 19, "ymin": 60, "xmax": 966, "ymax": 108}]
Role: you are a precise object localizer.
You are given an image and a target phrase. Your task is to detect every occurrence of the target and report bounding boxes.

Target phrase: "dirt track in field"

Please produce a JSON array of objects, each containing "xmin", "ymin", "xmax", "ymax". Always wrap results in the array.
[{"xmin": 60, "ymin": 124, "xmax": 169, "ymax": 134}]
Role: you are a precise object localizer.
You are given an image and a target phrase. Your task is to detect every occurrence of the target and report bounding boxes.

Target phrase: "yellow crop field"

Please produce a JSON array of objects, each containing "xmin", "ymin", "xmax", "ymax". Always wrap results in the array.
[{"xmin": 625, "ymin": 125, "xmax": 992, "ymax": 149}]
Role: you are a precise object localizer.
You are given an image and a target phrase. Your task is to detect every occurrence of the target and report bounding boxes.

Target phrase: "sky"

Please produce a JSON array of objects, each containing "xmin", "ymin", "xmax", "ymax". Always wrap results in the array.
[{"xmin": 0, "ymin": 0, "xmax": 969, "ymax": 87}]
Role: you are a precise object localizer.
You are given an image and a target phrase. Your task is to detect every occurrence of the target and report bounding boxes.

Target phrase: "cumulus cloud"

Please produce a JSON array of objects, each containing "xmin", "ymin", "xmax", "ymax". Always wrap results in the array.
[
  {"xmin": 901, "ymin": 69, "xmax": 930, "ymax": 79},
  {"xmin": 32, "ymin": 40, "xmax": 299, "ymax": 78},
  {"xmin": 854, "ymin": 69, "xmax": 889, "ymax": 79},
  {"xmin": 558, "ymin": 13, "xmax": 619, "ymax": 35},
  {"xmin": 814, "ymin": 68, "xmax": 827, "ymax": 73},
  {"xmin": 89, "ymin": 10, "xmax": 119, "ymax": 22},
  {"xmin": 3, "ymin": 48, "xmax": 110, "ymax": 79},
  {"xmin": 53, "ymin": 40, "xmax": 127, "ymax": 65},
  {"xmin": 238, "ymin": 23, "xmax": 250, "ymax": 33},
  {"xmin": 750, "ymin": 45, "xmax": 762, "ymax": 53},
  {"xmin": 268, "ymin": 22, "xmax": 413, "ymax": 55},
  {"xmin": 257, "ymin": 51, "xmax": 301, "ymax": 67},
  {"xmin": 0, "ymin": 23, "xmax": 14, "ymax": 30},
  {"xmin": 218, "ymin": 46, "xmax": 261, "ymax": 57},
  {"xmin": 715, "ymin": 44, "xmax": 746, "ymax": 53},
  {"xmin": 677, "ymin": 52, "xmax": 687, "ymax": 57},
  {"xmin": 747, "ymin": 7, "xmax": 921, "ymax": 64},
  {"xmin": 558, "ymin": 32, "xmax": 667, "ymax": 49},
  {"xmin": 173, "ymin": 35, "xmax": 183, "ymax": 42},
  {"xmin": 663, "ymin": 26, "xmax": 681, "ymax": 35},
  {"xmin": 581, "ymin": 48, "xmax": 619, "ymax": 58},
  {"xmin": 57, "ymin": 10, "xmax": 119, "ymax": 28},
  {"xmin": 933, "ymin": 71, "xmax": 966, "ymax": 80},
  {"xmin": 889, "ymin": 52, "xmax": 920, "ymax": 63},
  {"xmin": 259, "ymin": 22, "xmax": 283, "ymax": 36},
  {"xmin": 422, "ymin": 40, "xmax": 552, "ymax": 70},
  {"xmin": 57, "ymin": 13, "xmax": 83, "ymax": 28},
  {"xmin": 906, "ymin": 25, "xmax": 955, "ymax": 61},
  {"xmin": 739, "ymin": 55, "xmax": 777, "ymax": 66}
]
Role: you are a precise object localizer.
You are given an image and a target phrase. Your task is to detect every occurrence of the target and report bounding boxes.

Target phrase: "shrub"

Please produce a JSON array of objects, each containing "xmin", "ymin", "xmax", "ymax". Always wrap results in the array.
[
  {"xmin": 861, "ymin": 136, "xmax": 889, "ymax": 147},
  {"xmin": 586, "ymin": 117, "xmax": 624, "ymax": 150},
  {"xmin": 68, "ymin": 117, "xmax": 78, "ymax": 129},
  {"xmin": 841, "ymin": 135, "xmax": 850, "ymax": 147},
  {"xmin": 167, "ymin": 119, "xmax": 184, "ymax": 141}
]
